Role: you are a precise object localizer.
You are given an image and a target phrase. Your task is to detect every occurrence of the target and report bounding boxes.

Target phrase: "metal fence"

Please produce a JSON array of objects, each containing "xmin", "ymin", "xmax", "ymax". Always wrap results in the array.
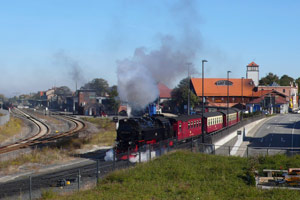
[
  {"xmin": 2, "ymin": 135, "xmax": 299, "ymax": 200},
  {"xmin": 0, "ymin": 109, "xmax": 10, "ymax": 126}
]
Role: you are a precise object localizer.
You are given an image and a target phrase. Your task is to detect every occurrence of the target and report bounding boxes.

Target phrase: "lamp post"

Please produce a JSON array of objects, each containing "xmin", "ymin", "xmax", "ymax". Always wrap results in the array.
[
  {"xmin": 241, "ymin": 77, "xmax": 244, "ymax": 120},
  {"xmin": 202, "ymin": 60, "xmax": 207, "ymax": 143},
  {"xmin": 187, "ymin": 63, "xmax": 192, "ymax": 115},
  {"xmin": 227, "ymin": 71, "xmax": 231, "ymax": 128},
  {"xmin": 241, "ymin": 77, "xmax": 244, "ymax": 104}
]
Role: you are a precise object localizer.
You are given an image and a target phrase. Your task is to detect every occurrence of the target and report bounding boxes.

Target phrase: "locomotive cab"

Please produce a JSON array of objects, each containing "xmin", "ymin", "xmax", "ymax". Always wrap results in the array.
[{"xmin": 116, "ymin": 116, "xmax": 174, "ymax": 153}]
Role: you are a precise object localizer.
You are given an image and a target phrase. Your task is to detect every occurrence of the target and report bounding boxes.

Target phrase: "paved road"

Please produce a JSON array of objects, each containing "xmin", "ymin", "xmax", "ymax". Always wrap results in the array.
[{"xmin": 249, "ymin": 114, "xmax": 300, "ymax": 149}]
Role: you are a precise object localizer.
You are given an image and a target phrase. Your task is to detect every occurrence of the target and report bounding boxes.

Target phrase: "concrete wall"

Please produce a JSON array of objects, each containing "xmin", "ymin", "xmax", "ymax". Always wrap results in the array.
[{"xmin": 0, "ymin": 109, "xmax": 10, "ymax": 126}]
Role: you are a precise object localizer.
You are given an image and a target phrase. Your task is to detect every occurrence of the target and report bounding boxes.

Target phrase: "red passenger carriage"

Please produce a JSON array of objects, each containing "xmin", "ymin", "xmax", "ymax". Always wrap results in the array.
[
  {"xmin": 171, "ymin": 115, "xmax": 202, "ymax": 141},
  {"xmin": 220, "ymin": 109, "xmax": 239, "ymax": 127},
  {"xmin": 203, "ymin": 112, "xmax": 224, "ymax": 133}
]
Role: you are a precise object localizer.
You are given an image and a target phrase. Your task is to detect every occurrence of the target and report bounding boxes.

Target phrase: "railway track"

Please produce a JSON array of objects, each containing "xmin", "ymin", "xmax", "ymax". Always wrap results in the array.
[{"xmin": 0, "ymin": 108, "xmax": 85, "ymax": 154}]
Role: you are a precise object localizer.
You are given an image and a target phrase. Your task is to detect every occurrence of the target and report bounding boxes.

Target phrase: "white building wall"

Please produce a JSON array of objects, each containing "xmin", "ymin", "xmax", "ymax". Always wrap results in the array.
[{"xmin": 246, "ymin": 71, "xmax": 259, "ymax": 86}]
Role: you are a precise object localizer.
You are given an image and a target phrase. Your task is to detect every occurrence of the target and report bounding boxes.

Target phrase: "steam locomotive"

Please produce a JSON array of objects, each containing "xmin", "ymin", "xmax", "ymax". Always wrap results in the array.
[{"xmin": 116, "ymin": 108, "xmax": 241, "ymax": 155}]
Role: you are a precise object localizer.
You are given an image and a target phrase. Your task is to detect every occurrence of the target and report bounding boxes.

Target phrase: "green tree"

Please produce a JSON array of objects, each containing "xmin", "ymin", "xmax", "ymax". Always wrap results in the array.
[
  {"xmin": 279, "ymin": 74, "xmax": 294, "ymax": 86},
  {"xmin": 81, "ymin": 78, "xmax": 109, "ymax": 96},
  {"xmin": 295, "ymin": 77, "xmax": 300, "ymax": 94},
  {"xmin": 107, "ymin": 85, "xmax": 120, "ymax": 114},
  {"xmin": 0, "ymin": 94, "xmax": 5, "ymax": 101},
  {"xmin": 55, "ymin": 86, "xmax": 72, "ymax": 97},
  {"xmin": 171, "ymin": 78, "xmax": 199, "ymax": 114},
  {"xmin": 31, "ymin": 92, "xmax": 41, "ymax": 100},
  {"xmin": 259, "ymin": 73, "xmax": 280, "ymax": 86}
]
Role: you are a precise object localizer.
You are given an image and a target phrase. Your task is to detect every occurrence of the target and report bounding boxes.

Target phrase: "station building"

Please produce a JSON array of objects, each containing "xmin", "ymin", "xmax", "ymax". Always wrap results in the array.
[
  {"xmin": 190, "ymin": 61, "xmax": 296, "ymax": 113},
  {"xmin": 191, "ymin": 78, "xmax": 256, "ymax": 108}
]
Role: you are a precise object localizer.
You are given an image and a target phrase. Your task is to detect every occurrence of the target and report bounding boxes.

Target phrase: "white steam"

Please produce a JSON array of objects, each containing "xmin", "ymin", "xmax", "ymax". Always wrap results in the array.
[
  {"xmin": 104, "ymin": 149, "xmax": 114, "ymax": 161},
  {"xmin": 104, "ymin": 147, "xmax": 168, "ymax": 163}
]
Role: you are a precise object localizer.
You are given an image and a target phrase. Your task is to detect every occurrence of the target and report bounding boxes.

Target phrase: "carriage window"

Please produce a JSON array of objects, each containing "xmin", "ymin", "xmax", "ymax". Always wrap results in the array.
[
  {"xmin": 194, "ymin": 121, "xmax": 196, "ymax": 128},
  {"xmin": 179, "ymin": 123, "xmax": 182, "ymax": 132},
  {"xmin": 188, "ymin": 122, "xmax": 190, "ymax": 129},
  {"xmin": 196, "ymin": 120, "xmax": 198, "ymax": 127}
]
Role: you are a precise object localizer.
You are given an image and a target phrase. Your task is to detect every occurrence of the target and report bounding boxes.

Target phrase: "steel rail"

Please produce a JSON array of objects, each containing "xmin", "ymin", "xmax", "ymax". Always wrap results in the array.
[{"xmin": 0, "ymin": 109, "xmax": 85, "ymax": 154}]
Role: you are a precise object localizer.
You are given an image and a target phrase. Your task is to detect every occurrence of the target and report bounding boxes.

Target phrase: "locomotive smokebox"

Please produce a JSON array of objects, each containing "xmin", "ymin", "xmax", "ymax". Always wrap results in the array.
[{"xmin": 149, "ymin": 103, "xmax": 156, "ymax": 116}]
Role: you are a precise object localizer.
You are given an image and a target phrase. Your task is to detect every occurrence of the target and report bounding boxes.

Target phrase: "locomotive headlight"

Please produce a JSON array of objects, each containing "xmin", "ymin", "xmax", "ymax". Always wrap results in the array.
[{"xmin": 129, "ymin": 141, "xmax": 132, "ymax": 145}]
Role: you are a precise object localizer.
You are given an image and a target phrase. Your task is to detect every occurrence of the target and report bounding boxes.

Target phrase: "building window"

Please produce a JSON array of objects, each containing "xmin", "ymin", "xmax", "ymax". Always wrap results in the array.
[
  {"xmin": 283, "ymin": 89, "xmax": 285, "ymax": 93},
  {"xmin": 215, "ymin": 80, "xmax": 233, "ymax": 86}
]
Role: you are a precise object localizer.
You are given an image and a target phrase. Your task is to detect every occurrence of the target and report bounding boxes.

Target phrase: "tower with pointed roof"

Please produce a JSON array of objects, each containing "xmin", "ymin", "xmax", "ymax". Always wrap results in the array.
[{"xmin": 246, "ymin": 62, "xmax": 259, "ymax": 86}]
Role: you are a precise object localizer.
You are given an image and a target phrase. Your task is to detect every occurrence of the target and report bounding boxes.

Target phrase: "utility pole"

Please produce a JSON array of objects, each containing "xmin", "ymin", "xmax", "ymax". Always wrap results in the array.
[
  {"xmin": 227, "ymin": 71, "xmax": 231, "ymax": 128},
  {"xmin": 187, "ymin": 63, "xmax": 192, "ymax": 115},
  {"xmin": 202, "ymin": 60, "xmax": 208, "ymax": 143}
]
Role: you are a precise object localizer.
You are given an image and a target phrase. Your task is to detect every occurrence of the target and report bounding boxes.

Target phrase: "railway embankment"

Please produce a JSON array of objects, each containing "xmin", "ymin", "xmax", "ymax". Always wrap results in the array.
[{"xmin": 40, "ymin": 151, "xmax": 300, "ymax": 200}]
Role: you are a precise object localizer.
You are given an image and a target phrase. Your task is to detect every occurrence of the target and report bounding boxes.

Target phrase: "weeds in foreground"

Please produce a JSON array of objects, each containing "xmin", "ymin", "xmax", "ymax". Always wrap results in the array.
[
  {"xmin": 41, "ymin": 189, "xmax": 58, "ymax": 199},
  {"xmin": 41, "ymin": 151, "xmax": 300, "ymax": 200}
]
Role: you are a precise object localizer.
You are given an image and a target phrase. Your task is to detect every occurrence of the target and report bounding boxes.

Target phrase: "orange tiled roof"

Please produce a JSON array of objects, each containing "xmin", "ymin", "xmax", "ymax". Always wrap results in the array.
[
  {"xmin": 247, "ymin": 61, "xmax": 259, "ymax": 67},
  {"xmin": 118, "ymin": 105, "xmax": 127, "ymax": 113},
  {"xmin": 158, "ymin": 83, "xmax": 172, "ymax": 98},
  {"xmin": 191, "ymin": 78, "xmax": 255, "ymax": 97}
]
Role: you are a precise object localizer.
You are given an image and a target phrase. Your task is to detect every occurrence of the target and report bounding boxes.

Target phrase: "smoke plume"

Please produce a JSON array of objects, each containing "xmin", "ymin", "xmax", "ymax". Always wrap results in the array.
[
  {"xmin": 54, "ymin": 50, "xmax": 85, "ymax": 90},
  {"xmin": 117, "ymin": 0, "xmax": 202, "ymax": 110}
]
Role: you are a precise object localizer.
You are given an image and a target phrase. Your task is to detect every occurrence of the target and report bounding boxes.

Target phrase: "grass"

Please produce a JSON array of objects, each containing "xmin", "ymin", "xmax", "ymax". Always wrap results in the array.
[
  {"xmin": 0, "ymin": 147, "xmax": 71, "ymax": 174},
  {"xmin": 0, "ymin": 117, "xmax": 116, "ymax": 174},
  {"xmin": 41, "ymin": 151, "xmax": 300, "ymax": 200},
  {"xmin": 80, "ymin": 117, "xmax": 116, "ymax": 146},
  {"xmin": 0, "ymin": 117, "xmax": 23, "ymax": 142}
]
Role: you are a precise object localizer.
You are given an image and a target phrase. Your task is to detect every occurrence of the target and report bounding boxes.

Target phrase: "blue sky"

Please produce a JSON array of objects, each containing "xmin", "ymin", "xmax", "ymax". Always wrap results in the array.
[{"xmin": 1, "ymin": 0, "xmax": 300, "ymax": 97}]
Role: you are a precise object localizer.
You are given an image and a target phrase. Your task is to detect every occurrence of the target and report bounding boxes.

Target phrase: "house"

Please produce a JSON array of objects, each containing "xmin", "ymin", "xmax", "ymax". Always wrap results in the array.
[
  {"xmin": 158, "ymin": 83, "xmax": 172, "ymax": 103},
  {"xmin": 258, "ymin": 82, "xmax": 298, "ymax": 111},
  {"xmin": 77, "ymin": 89, "xmax": 99, "ymax": 115},
  {"xmin": 247, "ymin": 90, "xmax": 288, "ymax": 114},
  {"xmin": 190, "ymin": 78, "xmax": 256, "ymax": 108}
]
